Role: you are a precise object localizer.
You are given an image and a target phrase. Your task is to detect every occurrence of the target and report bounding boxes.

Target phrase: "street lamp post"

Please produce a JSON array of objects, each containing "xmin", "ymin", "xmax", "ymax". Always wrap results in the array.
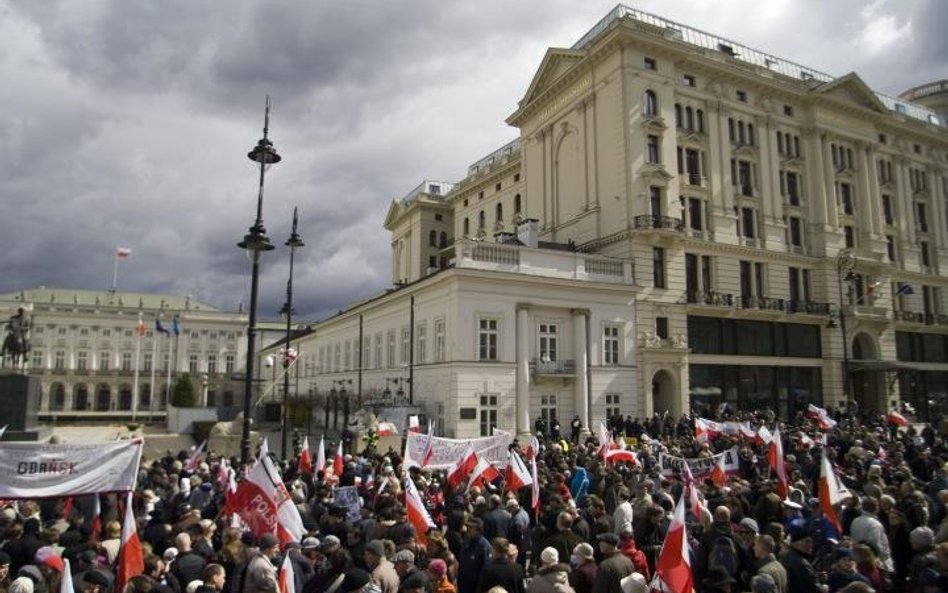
[
  {"xmin": 239, "ymin": 96, "xmax": 280, "ymax": 466},
  {"xmin": 280, "ymin": 207, "xmax": 305, "ymax": 460},
  {"xmin": 835, "ymin": 249, "xmax": 857, "ymax": 408}
]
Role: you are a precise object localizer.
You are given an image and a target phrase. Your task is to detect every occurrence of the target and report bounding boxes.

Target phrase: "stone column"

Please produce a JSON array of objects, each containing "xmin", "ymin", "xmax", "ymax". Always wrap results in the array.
[
  {"xmin": 822, "ymin": 135, "xmax": 839, "ymax": 228},
  {"xmin": 895, "ymin": 158, "xmax": 916, "ymax": 244},
  {"xmin": 516, "ymin": 304, "xmax": 531, "ymax": 437},
  {"xmin": 572, "ymin": 309, "xmax": 590, "ymax": 436},
  {"xmin": 805, "ymin": 130, "xmax": 829, "ymax": 226},
  {"xmin": 856, "ymin": 143, "xmax": 875, "ymax": 236}
]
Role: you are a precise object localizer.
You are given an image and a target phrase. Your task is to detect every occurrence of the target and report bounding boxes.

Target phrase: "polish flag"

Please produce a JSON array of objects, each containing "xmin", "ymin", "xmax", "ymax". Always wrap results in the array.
[
  {"xmin": 525, "ymin": 436, "xmax": 540, "ymax": 461},
  {"xmin": 681, "ymin": 461, "xmax": 704, "ymax": 522},
  {"xmin": 232, "ymin": 449, "xmax": 306, "ymax": 544},
  {"xmin": 768, "ymin": 427, "xmax": 789, "ymax": 499},
  {"xmin": 806, "ymin": 404, "xmax": 837, "ymax": 431},
  {"xmin": 604, "ymin": 449, "xmax": 638, "ymax": 465},
  {"xmin": 709, "ymin": 454, "xmax": 728, "ymax": 488},
  {"xmin": 333, "ymin": 441, "xmax": 344, "ymax": 476},
  {"xmin": 530, "ymin": 455, "xmax": 540, "ymax": 511},
  {"xmin": 505, "ymin": 450, "xmax": 534, "ymax": 492},
  {"xmin": 650, "ymin": 494, "xmax": 693, "ymax": 593},
  {"xmin": 597, "ymin": 421, "xmax": 613, "ymax": 457},
  {"xmin": 278, "ymin": 554, "xmax": 296, "ymax": 593},
  {"xmin": 420, "ymin": 421, "xmax": 436, "ymax": 467},
  {"xmin": 115, "ymin": 491, "xmax": 144, "ymax": 593},
  {"xmin": 315, "ymin": 435, "xmax": 326, "ymax": 474},
  {"xmin": 408, "ymin": 415, "xmax": 421, "ymax": 433},
  {"xmin": 756, "ymin": 426, "xmax": 773, "ymax": 445},
  {"xmin": 798, "ymin": 432, "xmax": 816, "ymax": 449},
  {"xmin": 819, "ymin": 451, "xmax": 853, "ymax": 534},
  {"xmin": 467, "ymin": 453, "xmax": 501, "ymax": 492},
  {"xmin": 404, "ymin": 476, "xmax": 436, "ymax": 545},
  {"xmin": 116, "ymin": 247, "xmax": 132, "ymax": 258},
  {"xmin": 62, "ymin": 497, "xmax": 74, "ymax": 521},
  {"xmin": 377, "ymin": 422, "xmax": 399, "ymax": 437},
  {"xmin": 447, "ymin": 442, "xmax": 478, "ymax": 490},
  {"xmin": 135, "ymin": 315, "xmax": 147, "ymax": 337},
  {"xmin": 299, "ymin": 437, "xmax": 312, "ymax": 474},
  {"xmin": 885, "ymin": 410, "xmax": 908, "ymax": 427},
  {"xmin": 90, "ymin": 495, "xmax": 102, "ymax": 541},
  {"xmin": 60, "ymin": 559, "xmax": 74, "ymax": 593},
  {"xmin": 184, "ymin": 441, "xmax": 207, "ymax": 473},
  {"xmin": 694, "ymin": 418, "xmax": 724, "ymax": 443}
]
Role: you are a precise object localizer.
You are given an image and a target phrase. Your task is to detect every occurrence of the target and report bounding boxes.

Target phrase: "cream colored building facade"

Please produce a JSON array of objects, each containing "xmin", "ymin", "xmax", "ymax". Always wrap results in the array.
[
  {"xmin": 0, "ymin": 288, "xmax": 248, "ymax": 420},
  {"xmin": 275, "ymin": 6, "xmax": 948, "ymax": 428}
]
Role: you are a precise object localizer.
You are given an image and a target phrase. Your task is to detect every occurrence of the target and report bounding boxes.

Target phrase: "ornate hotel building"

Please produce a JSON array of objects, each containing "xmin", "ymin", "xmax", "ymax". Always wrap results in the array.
[
  {"xmin": 0, "ymin": 288, "xmax": 248, "ymax": 421},
  {"xmin": 267, "ymin": 6, "xmax": 948, "ymax": 433}
]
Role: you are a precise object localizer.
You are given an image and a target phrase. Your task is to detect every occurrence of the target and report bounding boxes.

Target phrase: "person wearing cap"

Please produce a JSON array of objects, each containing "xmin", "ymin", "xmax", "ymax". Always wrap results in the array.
[
  {"xmin": 826, "ymin": 548, "xmax": 870, "ymax": 593},
  {"xmin": 751, "ymin": 535, "xmax": 787, "ymax": 593},
  {"xmin": 426, "ymin": 559, "xmax": 454, "ymax": 593},
  {"xmin": 457, "ymin": 519, "xmax": 490, "ymax": 593},
  {"xmin": 392, "ymin": 550, "xmax": 427, "ymax": 593},
  {"xmin": 363, "ymin": 540, "xmax": 398, "ymax": 593},
  {"xmin": 9, "ymin": 577, "xmax": 33, "ymax": 593},
  {"xmin": 778, "ymin": 520, "xmax": 818, "ymax": 593},
  {"xmin": 592, "ymin": 533, "xmax": 633, "ymax": 593},
  {"xmin": 239, "ymin": 533, "xmax": 280, "ymax": 593},
  {"xmin": 476, "ymin": 538, "xmax": 523, "ymax": 593},
  {"xmin": 849, "ymin": 497, "xmax": 893, "ymax": 573},
  {"xmin": 525, "ymin": 547, "xmax": 573, "ymax": 593},
  {"xmin": 336, "ymin": 568, "xmax": 373, "ymax": 593},
  {"xmin": 567, "ymin": 543, "xmax": 597, "ymax": 593}
]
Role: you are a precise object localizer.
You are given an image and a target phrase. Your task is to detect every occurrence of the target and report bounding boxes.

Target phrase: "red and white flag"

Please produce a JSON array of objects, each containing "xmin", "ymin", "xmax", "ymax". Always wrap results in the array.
[
  {"xmin": 756, "ymin": 426, "xmax": 773, "ymax": 445},
  {"xmin": 597, "ymin": 421, "xmax": 613, "ymax": 457},
  {"xmin": 525, "ymin": 436, "xmax": 540, "ymax": 461},
  {"xmin": 467, "ymin": 452, "xmax": 501, "ymax": 492},
  {"xmin": 315, "ymin": 435, "xmax": 326, "ymax": 474},
  {"xmin": 819, "ymin": 451, "xmax": 852, "ymax": 534},
  {"xmin": 377, "ymin": 422, "xmax": 399, "ymax": 437},
  {"xmin": 650, "ymin": 493, "xmax": 693, "ymax": 593},
  {"xmin": 299, "ymin": 437, "xmax": 312, "ymax": 474},
  {"xmin": 681, "ymin": 461, "xmax": 704, "ymax": 522},
  {"xmin": 806, "ymin": 404, "xmax": 837, "ymax": 431},
  {"xmin": 799, "ymin": 432, "xmax": 815, "ymax": 448},
  {"xmin": 408, "ymin": 415, "xmax": 421, "ymax": 433},
  {"xmin": 135, "ymin": 315, "xmax": 147, "ymax": 337},
  {"xmin": 90, "ymin": 494, "xmax": 102, "ymax": 540},
  {"xmin": 116, "ymin": 247, "xmax": 132, "ymax": 258},
  {"xmin": 694, "ymin": 418, "xmax": 725, "ymax": 443},
  {"xmin": 505, "ymin": 449, "xmax": 534, "ymax": 492},
  {"xmin": 278, "ymin": 553, "xmax": 296, "ymax": 593},
  {"xmin": 768, "ymin": 427, "xmax": 789, "ymax": 499},
  {"xmin": 232, "ymin": 450, "xmax": 306, "ymax": 544},
  {"xmin": 530, "ymin": 455, "xmax": 540, "ymax": 511},
  {"xmin": 447, "ymin": 442, "xmax": 478, "ymax": 490},
  {"xmin": 885, "ymin": 410, "xmax": 908, "ymax": 427},
  {"xmin": 604, "ymin": 449, "xmax": 638, "ymax": 465},
  {"xmin": 183, "ymin": 441, "xmax": 206, "ymax": 473},
  {"xmin": 420, "ymin": 421, "xmax": 436, "ymax": 467},
  {"xmin": 115, "ymin": 491, "xmax": 144, "ymax": 593},
  {"xmin": 404, "ymin": 476, "xmax": 436, "ymax": 545},
  {"xmin": 332, "ymin": 441, "xmax": 344, "ymax": 476},
  {"xmin": 60, "ymin": 559, "xmax": 74, "ymax": 593},
  {"xmin": 709, "ymin": 454, "xmax": 728, "ymax": 488}
]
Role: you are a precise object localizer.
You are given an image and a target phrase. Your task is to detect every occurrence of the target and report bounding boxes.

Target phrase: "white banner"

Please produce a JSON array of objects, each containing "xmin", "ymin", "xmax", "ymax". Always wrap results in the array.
[
  {"xmin": 0, "ymin": 439, "xmax": 143, "ymax": 498},
  {"xmin": 658, "ymin": 446, "xmax": 740, "ymax": 479},
  {"xmin": 403, "ymin": 430, "xmax": 512, "ymax": 470}
]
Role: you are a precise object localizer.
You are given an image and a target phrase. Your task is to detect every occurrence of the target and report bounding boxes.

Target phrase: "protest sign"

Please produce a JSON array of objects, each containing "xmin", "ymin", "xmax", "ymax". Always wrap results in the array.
[
  {"xmin": 0, "ymin": 439, "xmax": 143, "ymax": 498},
  {"xmin": 333, "ymin": 486, "xmax": 362, "ymax": 522},
  {"xmin": 658, "ymin": 446, "xmax": 740, "ymax": 479},
  {"xmin": 403, "ymin": 430, "xmax": 511, "ymax": 470}
]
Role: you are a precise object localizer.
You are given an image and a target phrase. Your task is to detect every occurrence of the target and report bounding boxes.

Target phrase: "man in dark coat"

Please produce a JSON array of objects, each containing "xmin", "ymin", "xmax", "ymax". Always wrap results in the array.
[
  {"xmin": 592, "ymin": 534, "xmax": 633, "ymax": 593},
  {"xmin": 482, "ymin": 496, "xmax": 512, "ymax": 543},
  {"xmin": 457, "ymin": 519, "xmax": 492, "ymax": 593},
  {"xmin": 540, "ymin": 512, "xmax": 583, "ymax": 569},
  {"xmin": 477, "ymin": 538, "xmax": 524, "ymax": 593},
  {"xmin": 778, "ymin": 522, "xmax": 819, "ymax": 593}
]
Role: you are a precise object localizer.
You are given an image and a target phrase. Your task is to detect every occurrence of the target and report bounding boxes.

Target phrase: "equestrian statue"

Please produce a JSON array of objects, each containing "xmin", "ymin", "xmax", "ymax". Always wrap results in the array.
[{"xmin": 1, "ymin": 307, "xmax": 32, "ymax": 372}]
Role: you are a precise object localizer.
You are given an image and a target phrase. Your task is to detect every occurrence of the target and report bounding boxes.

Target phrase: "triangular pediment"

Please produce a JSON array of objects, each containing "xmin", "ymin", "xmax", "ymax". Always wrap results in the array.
[
  {"xmin": 519, "ymin": 48, "xmax": 585, "ymax": 108},
  {"xmin": 382, "ymin": 199, "xmax": 404, "ymax": 230},
  {"xmin": 813, "ymin": 72, "xmax": 887, "ymax": 113}
]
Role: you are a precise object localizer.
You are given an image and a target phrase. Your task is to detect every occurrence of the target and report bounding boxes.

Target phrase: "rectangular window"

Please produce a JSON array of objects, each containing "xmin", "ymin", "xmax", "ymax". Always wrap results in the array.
[
  {"xmin": 736, "ymin": 90, "xmax": 747, "ymax": 102},
  {"xmin": 920, "ymin": 241, "xmax": 931, "ymax": 268},
  {"xmin": 540, "ymin": 394, "xmax": 557, "ymax": 425},
  {"xmin": 603, "ymin": 325, "xmax": 620, "ymax": 365},
  {"xmin": 31, "ymin": 350, "xmax": 43, "ymax": 368},
  {"xmin": 76, "ymin": 351, "xmax": 87, "ymax": 371},
  {"xmin": 99, "ymin": 351, "xmax": 110, "ymax": 371},
  {"xmin": 650, "ymin": 186, "xmax": 662, "ymax": 216},
  {"xmin": 225, "ymin": 353, "xmax": 235, "ymax": 374},
  {"xmin": 207, "ymin": 354, "xmax": 217, "ymax": 375},
  {"xmin": 479, "ymin": 394, "xmax": 498, "ymax": 437},
  {"xmin": 434, "ymin": 319, "xmax": 446, "ymax": 362},
  {"xmin": 682, "ymin": 74, "xmax": 696, "ymax": 87},
  {"xmin": 886, "ymin": 235, "xmax": 896, "ymax": 262},
  {"xmin": 344, "ymin": 340, "xmax": 351, "ymax": 370},
  {"xmin": 844, "ymin": 225, "xmax": 855, "ymax": 248},
  {"xmin": 416, "ymin": 323, "xmax": 427, "ymax": 364},
  {"xmin": 785, "ymin": 171, "xmax": 800, "ymax": 205},
  {"xmin": 374, "ymin": 333, "xmax": 383, "ymax": 370},
  {"xmin": 387, "ymin": 330, "xmax": 396, "ymax": 368},
  {"xmin": 701, "ymin": 255, "xmax": 713, "ymax": 292},
  {"xmin": 646, "ymin": 135, "xmax": 660, "ymax": 164},
  {"xmin": 740, "ymin": 260, "xmax": 753, "ymax": 301},
  {"xmin": 688, "ymin": 198, "xmax": 703, "ymax": 230},
  {"xmin": 755, "ymin": 263, "xmax": 766, "ymax": 297},
  {"xmin": 738, "ymin": 161, "xmax": 753, "ymax": 195},
  {"xmin": 741, "ymin": 207, "xmax": 756, "ymax": 239},
  {"xmin": 122, "ymin": 352, "xmax": 133, "ymax": 371},
  {"xmin": 839, "ymin": 183, "xmax": 854, "ymax": 214},
  {"xmin": 916, "ymin": 202, "xmax": 929, "ymax": 233},
  {"xmin": 55, "ymin": 350, "xmax": 65, "ymax": 370},
  {"xmin": 605, "ymin": 393, "xmax": 621, "ymax": 419},
  {"xmin": 789, "ymin": 217, "xmax": 803, "ymax": 246},
  {"xmin": 478, "ymin": 318, "xmax": 498, "ymax": 361},
  {"xmin": 644, "ymin": 56, "xmax": 656, "ymax": 70},
  {"xmin": 653, "ymin": 247, "xmax": 666, "ymax": 288},
  {"xmin": 538, "ymin": 323, "xmax": 558, "ymax": 362},
  {"xmin": 188, "ymin": 354, "xmax": 198, "ymax": 373},
  {"xmin": 789, "ymin": 267, "xmax": 801, "ymax": 303},
  {"xmin": 362, "ymin": 337, "xmax": 370, "ymax": 370},
  {"xmin": 656, "ymin": 317, "xmax": 669, "ymax": 339},
  {"xmin": 882, "ymin": 195, "xmax": 894, "ymax": 225},
  {"xmin": 400, "ymin": 327, "xmax": 410, "ymax": 365}
]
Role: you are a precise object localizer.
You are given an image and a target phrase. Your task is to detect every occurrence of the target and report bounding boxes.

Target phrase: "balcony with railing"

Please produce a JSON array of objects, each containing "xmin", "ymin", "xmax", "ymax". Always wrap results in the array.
[
  {"xmin": 687, "ymin": 290, "xmax": 734, "ymax": 307},
  {"xmin": 530, "ymin": 358, "xmax": 576, "ymax": 377},
  {"xmin": 454, "ymin": 240, "xmax": 634, "ymax": 285},
  {"xmin": 739, "ymin": 297, "xmax": 831, "ymax": 315},
  {"xmin": 633, "ymin": 215, "xmax": 684, "ymax": 232},
  {"xmin": 895, "ymin": 311, "xmax": 948, "ymax": 325},
  {"xmin": 843, "ymin": 304, "xmax": 890, "ymax": 322},
  {"xmin": 679, "ymin": 173, "xmax": 705, "ymax": 188}
]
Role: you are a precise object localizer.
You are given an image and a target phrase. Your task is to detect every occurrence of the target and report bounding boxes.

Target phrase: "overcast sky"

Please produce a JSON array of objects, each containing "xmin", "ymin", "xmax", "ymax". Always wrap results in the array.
[{"xmin": 2, "ymin": 0, "xmax": 945, "ymax": 322}]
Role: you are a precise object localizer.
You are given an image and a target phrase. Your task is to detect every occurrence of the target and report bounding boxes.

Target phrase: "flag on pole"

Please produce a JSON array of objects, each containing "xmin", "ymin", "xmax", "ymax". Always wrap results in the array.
[
  {"xmin": 819, "ymin": 451, "xmax": 853, "ymax": 534},
  {"xmin": 299, "ymin": 437, "xmax": 312, "ymax": 474},
  {"xmin": 709, "ymin": 454, "xmax": 728, "ymax": 488},
  {"xmin": 90, "ymin": 495, "xmax": 102, "ymax": 540},
  {"xmin": 530, "ymin": 455, "xmax": 540, "ymax": 511},
  {"xmin": 447, "ymin": 442, "xmax": 478, "ymax": 490},
  {"xmin": 682, "ymin": 461, "xmax": 704, "ymax": 522},
  {"xmin": 885, "ymin": 410, "xmax": 908, "ymax": 427},
  {"xmin": 895, "ymin": 283, "xmax": 915, "ymax": 297},
  {"xmin": 115, "ymin": 491, "xmax": 144, "ymax": 593},
  {"xmin": 60, "ymin": 559, "xmax": 75, "ymax": 593},
  {"xmin": 408, "ymin": 415, "xmax": 421, "ymax": 433},
  {"xmin": 183, "ymin": 441, "xmax": 206, "ymax": 473},
  {"xmin": 333, "ymin": 441, "xmax": 344, "ymax": 476},
  {"xmin": 505, "ymin": 449, "xmax": 533, "ymax": 492},
  {"xmin": 597, "ymin": 421, "xmax": 613, "ymax": 457},
  {"xmin": 116, "ymin": 247, "xmax": 132, "ymax": 258},
  {"xmin": 404, "ymin": 476, "xmax": 437, "ymax": 545},
  {"xmin": 420, "ymin": 420, "xmax": 436, "ymax": 467},
  {"xmin": 466, "ymin": 452, "xmax": 501, "ymax": 492},
  {"xmin": 315, "ymin": 436, "xmax": 326, "ymax": 474},
  {"xmin": 604, "ymin": 449, "xmax": 638, "ymax": 465},
  {"xmin": 768, "ymin": 427, "xmax": 789, "ymax": 499},
  {"xmin": 650, "ymin": 493, "xmax": 693, "ymax": 593},
  {"xmin": 806, "ymin": 404, "xmax": 837, "ymax": 431},
  {"xmin": 135, "ymin": 315, "xmax": 147, "ymax": 337},
  {"xmin": 278, "ymin": 553, "xmax": 296, "ymax": 593},
  {"xmin": 171, "ymin": 315, "xmax": 181, "ymax": 336},
  {"xmin": 155, "ymin": 318, "xmax": 170, "ymax": 336}
]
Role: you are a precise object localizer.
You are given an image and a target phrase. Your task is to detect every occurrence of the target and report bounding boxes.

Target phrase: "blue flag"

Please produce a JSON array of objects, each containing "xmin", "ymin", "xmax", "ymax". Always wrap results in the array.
[
  {"xmin": 172, "ymin": 315, "xmax": 181, "ymax": 336},
  {"xmin": 895, "ymin": 283, "xmax": 915, "ymax": 297},
  {"xmin": 155, "ymin": 318, "xmax": 170, "ymax": 336}
]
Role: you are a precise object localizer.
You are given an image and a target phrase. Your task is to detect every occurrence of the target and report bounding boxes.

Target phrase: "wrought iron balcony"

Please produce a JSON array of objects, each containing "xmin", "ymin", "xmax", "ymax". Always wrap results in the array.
[
  {"xmin": 687, "ymin": 290, "xmax": 734, "ymax": 307},
  {"xmin": 896, "ymin": 311, "xmax": 948, "ymax": 325},
  {"xmin": 530, "ymin": 358, "xmax": 576, "ymax": 376},
  {"xmin": 633, "ymin": 215, "xmax": 684, "ymax": 232}
]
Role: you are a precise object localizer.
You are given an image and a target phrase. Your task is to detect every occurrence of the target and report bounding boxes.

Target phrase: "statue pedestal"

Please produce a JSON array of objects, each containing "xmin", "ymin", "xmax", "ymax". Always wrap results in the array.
[{"xmin": 0, "ymin": 374, "xmax": 49, "ymax": 441}]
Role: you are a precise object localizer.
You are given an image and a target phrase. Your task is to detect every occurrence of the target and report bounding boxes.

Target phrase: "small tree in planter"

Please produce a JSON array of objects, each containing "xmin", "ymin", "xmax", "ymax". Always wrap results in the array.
[{"xmin": 171, "ymin": 373, "xmax": 198, "ymax": 407}]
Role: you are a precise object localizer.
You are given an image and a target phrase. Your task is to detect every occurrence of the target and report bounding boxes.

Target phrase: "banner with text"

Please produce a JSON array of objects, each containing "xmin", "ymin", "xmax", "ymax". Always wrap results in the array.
[
  {"xmin": 658, "ymin": 446, "xmax": 740, "ymax": 479},
  {"xmin": 403, "ymin": 430, "xmax": 512, "ymax": 470},
  {"xmin": 0, "ymin": 439, "xmax": 143, "ymax": 498}
]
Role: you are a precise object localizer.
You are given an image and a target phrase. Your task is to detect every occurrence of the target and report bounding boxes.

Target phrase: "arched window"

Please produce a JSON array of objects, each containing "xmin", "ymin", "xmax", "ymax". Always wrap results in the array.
[
  {"xmin": 428, "ymin": 230, "xmax": 437, "ymax": 247},
  {"xmin": 644, "ymin": 90, "xmax": 658, "ymax": 116},
  {"xmin": 463, "ymin": 218, "xmax": 470, "ymax": 237},
  {"xmin": 674, "ymin": 103, "xmax": 683, "ymax": 128},
  {"xmin": 496, "ymin": 203, "xmax": 503, "ymax": 222},
  {"xmin": 73, "ymin": 384, "xmax": 88, "ymax": 410},
  {"xmin": 478, "ymin": 210, "xmax": 486, "ymax": 230},
  {"xmin": 439, "ymin": 232, "xmax": 448, "ymax": 248},
  {"xmin": 140, "ymin": 384, "xmax": 151, "ymax": 409},
  {"xmin": 514, "ymin": 194, "xmax": 522, "ymax": 214},
  {"xmin": 49, "ymin": 383, "xmax": 65, "ymax": 411}
]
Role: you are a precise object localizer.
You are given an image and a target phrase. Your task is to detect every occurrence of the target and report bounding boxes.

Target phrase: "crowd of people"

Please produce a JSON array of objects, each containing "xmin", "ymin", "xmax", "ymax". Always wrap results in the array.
[{"xmin": 1, "ymin": 408, "xmax": 947, "ymax": 593}]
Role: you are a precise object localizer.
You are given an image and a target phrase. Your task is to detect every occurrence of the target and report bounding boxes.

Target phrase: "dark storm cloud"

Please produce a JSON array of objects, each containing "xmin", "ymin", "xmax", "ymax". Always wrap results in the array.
[{"xmin": 1, "ymin": 0, "xmax": 944, "ymax": 323}]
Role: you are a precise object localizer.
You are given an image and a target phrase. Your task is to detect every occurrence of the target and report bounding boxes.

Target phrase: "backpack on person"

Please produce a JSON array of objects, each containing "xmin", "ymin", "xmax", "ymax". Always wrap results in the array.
[{"xmin": 706, "ymin": 534, "xmax": 740, "ymax": 576}]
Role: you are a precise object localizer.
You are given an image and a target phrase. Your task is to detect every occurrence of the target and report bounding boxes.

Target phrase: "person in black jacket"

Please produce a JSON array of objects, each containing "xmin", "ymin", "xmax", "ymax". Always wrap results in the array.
[
  {"xmin": 477, "ymin": 538, "xmax": 524, "ymax": 593},
  {"xmin": 778, "ymin": 522, "xmax": 819, "ymax": 593}
]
